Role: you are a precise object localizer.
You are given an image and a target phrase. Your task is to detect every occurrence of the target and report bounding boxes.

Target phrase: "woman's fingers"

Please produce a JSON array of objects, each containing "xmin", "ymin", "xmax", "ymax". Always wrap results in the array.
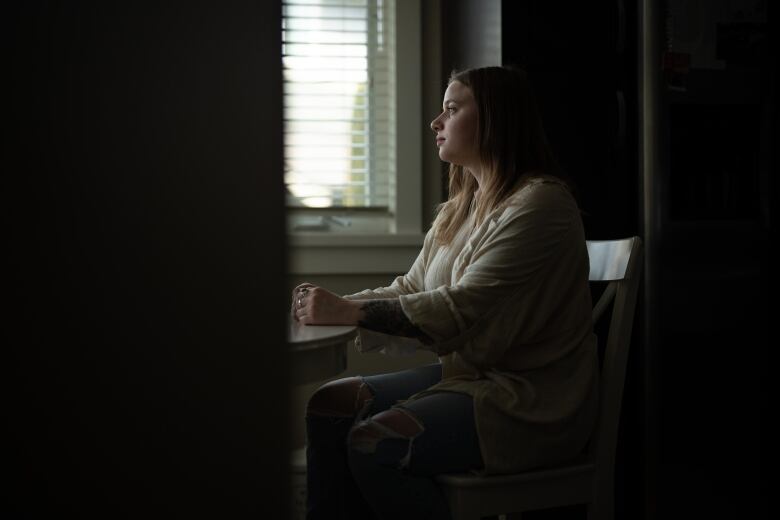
[
  {"xmin": 294, "ymin": 302, "xmax": 309, "ymax": 323},
  {"xmin": 291, "ymin": 283, "xmax": 316, "ymax": 318},
  {"xmin": 293, "ymin": 282, "xmax": 316, "ymax": 294},
  {"xmin": 291, "ymin": 284, "xmax": 316, "ymax": 322},
  {"xmin": 291, "ymin": 283, "xmax": 316, "ymax": 303}
]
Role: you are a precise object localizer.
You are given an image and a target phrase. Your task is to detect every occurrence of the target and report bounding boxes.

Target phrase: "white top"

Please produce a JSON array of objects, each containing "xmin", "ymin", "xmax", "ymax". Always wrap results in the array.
[{"xmin": 343, "ymin": 178, "xmax": 598, "ymax": 475}]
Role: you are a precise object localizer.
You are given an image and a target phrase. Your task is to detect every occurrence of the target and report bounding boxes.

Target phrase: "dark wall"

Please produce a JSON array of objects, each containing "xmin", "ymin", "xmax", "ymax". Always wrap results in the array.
[
  {"xmin": 502, "ymin": 1, "xmax": 639, "ymax": 242},
  {"xmin": 440, "ymin": 0, "xmax": 502, "ymax": 74},
  {"xmin": 5, "ymin": 2, "xmax": 288, "ymax": 517}
]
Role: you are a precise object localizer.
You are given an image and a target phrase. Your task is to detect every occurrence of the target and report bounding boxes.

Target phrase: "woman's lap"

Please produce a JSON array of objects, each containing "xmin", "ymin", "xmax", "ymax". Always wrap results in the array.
[
  {"xmin": 356, "ymin": 363, "xmax": 484, "ymax": 476},
  {"xmin": 306, "ymin": 362, "xmax": 484, "ymax": 519},
  {"xmin": 359, "ymin": 362, "xmax": 443, "ymax": 415}
]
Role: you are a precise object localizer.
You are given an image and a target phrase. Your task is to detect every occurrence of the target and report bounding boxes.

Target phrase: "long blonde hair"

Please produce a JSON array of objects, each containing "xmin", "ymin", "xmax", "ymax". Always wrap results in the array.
[{"xmin": 432, "ymin": 66, "xmax": 568, "ymax": 246}]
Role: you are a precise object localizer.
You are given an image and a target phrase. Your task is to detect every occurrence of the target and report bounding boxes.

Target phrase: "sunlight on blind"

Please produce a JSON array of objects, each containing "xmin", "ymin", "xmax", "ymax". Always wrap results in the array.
[{"xmin": 283, "ymin": 0, "xmax": 394, "ymax": 209}]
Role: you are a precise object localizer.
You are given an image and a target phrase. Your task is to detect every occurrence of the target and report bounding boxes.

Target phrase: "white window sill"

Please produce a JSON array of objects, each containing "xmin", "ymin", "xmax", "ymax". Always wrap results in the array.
[
  {"xmin": 287, "ymin": 230, "xmax": 425, "ymax": 275},
  {"xmin": 287, "ymin": 208, "xmax": 394, "ymax": 231},
  {"xmin": 288, "ymin": 231, "xmax": 425, "ymax": 247}
]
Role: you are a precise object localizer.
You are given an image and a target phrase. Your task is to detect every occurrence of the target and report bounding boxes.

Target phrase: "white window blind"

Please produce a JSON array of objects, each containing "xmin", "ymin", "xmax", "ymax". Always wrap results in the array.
[{"xmin": 282, "ymin": 0, "xmax": 395, "ymax": 209}]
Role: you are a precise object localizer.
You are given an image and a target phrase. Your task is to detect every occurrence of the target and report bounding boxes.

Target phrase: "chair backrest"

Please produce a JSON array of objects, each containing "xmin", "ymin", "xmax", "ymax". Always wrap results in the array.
[{"xmin": 585, "ymin": 237, "xmax": 643, "ymax": 483}]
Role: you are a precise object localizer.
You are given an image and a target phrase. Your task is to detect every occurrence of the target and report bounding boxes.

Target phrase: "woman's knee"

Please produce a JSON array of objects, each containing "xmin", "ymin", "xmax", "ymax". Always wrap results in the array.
[
  {"xmin": 347, "ymin": 408, "xmax": 424, "ymax": 471},
  {"xmin": 306, "ymin": 376, "xmax": 375, "ymax": 418}
]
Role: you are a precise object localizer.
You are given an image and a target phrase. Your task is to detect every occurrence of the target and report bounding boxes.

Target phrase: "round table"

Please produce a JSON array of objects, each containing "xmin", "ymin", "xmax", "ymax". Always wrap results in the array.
[{"xmin": 288, "ymin": 317, "xmax": 357, "ymax": 385}]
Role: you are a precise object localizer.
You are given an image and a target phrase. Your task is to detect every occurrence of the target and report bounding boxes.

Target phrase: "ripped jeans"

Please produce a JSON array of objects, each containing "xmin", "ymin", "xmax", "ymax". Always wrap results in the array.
[{"xmin": 305, "ymin": 363, "xmax": 484, "ymax": 520}]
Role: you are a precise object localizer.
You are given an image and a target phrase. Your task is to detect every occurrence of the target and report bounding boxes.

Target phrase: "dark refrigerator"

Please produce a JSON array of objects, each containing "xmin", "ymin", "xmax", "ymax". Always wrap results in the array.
[
  {"xmin": 502, "ymin": 0, "xmax": 772, "ymax": 518},
  {"xmin": 640, "ymin": 0, "xmax": 772, "ymax": 518}
]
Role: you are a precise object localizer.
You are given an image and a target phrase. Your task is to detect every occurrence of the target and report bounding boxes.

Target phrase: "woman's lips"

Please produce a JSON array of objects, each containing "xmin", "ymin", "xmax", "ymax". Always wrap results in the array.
[{"xmin": 436, "ymin": 137, "xmax": 446, "ymax": 146}]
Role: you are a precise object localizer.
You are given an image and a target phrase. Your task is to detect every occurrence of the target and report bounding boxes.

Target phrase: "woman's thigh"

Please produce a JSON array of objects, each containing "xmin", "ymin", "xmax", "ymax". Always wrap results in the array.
[
  {"xmin": 306, "ymin": 362, "xmax": 441, "ymax": 419},
  {"xmin": 359, "ymin": 362, "xmax": 442, "ymax": 416}
]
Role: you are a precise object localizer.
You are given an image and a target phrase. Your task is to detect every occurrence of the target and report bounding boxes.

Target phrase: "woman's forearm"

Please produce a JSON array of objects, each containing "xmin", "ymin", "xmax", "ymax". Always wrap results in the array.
[{"xmin": 349, "ymin": 298, "xmax": 433, "ymax": 344}]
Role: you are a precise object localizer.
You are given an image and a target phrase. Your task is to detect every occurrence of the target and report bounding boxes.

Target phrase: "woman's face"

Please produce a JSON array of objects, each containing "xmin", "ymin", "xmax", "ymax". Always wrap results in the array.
[{"xmin": 430, "ymin": 81, "xmax": 479, "ymax": 169}]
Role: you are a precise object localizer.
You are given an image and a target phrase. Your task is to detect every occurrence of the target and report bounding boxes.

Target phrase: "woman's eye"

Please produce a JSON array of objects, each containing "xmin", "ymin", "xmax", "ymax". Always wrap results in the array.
[{"xmin": 446, "ymin": 107, "xmax": 456, "ymax": 115}]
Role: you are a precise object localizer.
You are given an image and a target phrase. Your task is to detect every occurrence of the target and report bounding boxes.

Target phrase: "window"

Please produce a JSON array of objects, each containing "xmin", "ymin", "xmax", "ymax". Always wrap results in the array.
[
  {"xmin": 283, "ymin": 0, "xmax": 393, "ymax": 211},
  {"xmin": 282, "ymin": 0, "xmax": 421, "ymax": 235}
]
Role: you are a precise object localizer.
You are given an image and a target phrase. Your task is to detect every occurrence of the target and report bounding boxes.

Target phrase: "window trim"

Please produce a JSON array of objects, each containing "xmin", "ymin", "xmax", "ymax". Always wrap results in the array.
[{"xmin": 389, "ymin": 0, "xmax": 422, "ymax": 234}]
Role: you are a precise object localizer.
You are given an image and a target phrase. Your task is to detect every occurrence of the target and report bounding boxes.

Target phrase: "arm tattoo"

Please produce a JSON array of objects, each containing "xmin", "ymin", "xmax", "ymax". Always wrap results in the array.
[{"xmin": 358, "ymin": 299, "xmax": 434, "ymax": 345}]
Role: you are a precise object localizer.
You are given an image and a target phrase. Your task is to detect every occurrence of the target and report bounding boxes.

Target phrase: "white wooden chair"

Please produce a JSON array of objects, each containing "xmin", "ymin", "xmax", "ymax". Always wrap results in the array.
[{"xmin": 435, "ymin": 237, "xmax": 644, "ymax": 520}]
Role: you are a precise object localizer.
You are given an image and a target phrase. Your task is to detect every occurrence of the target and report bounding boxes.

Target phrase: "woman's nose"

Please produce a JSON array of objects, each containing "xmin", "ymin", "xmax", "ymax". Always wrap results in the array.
[{"xmin": 430, "ymin": 115, "xmax": 442, "ymax": 132}]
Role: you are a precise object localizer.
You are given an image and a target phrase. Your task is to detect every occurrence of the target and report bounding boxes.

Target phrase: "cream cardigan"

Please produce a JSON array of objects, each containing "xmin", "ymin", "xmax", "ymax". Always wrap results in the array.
[{"xmin": 343, "ymin": 178, "xmax": 598, "ymax": 475}]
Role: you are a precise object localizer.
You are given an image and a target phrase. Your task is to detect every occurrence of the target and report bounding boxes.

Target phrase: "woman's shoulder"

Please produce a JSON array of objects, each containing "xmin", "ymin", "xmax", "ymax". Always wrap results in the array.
[{"xmin": 502, "ymin": 174, "xmax": 577, "ymax": 214}]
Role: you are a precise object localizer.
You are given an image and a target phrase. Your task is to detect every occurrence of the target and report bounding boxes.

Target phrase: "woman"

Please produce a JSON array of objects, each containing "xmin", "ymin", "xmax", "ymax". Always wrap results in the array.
[{"xmin": 292, "ymin": 66, "xmax": 598, "ymax": 520}]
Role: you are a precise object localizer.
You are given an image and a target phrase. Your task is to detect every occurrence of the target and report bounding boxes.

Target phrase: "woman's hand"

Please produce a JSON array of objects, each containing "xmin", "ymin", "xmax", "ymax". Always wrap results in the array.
[
  {"xmin": 290, "ymin": 283, "xmax": 315, "ymax": 321},
  {"xmin": 291, "ymin": 283, "xmax": 361, "ymax": 325}
]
